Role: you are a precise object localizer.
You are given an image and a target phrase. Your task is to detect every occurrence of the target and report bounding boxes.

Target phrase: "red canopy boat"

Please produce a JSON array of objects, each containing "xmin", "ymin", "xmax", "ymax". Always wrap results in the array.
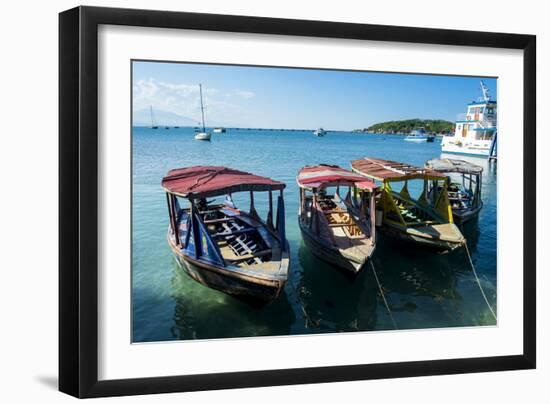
[
  {"xmin": 162, "ymin": 166, "xmax": 289, "ymax": 303},
  {"xmin": 297, "ymin": 164, "xmax": 378, "ymax": 274}
]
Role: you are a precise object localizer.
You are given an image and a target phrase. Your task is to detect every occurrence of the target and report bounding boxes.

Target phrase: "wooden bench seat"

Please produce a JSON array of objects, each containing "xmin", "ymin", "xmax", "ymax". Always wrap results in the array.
[
  {"xmin": 212, "ymin": 227, "xmax": 255, "ymax": 238},
  {"xmin": 225, "ymin": 249, "xmax": 273, "ymax": 263}
]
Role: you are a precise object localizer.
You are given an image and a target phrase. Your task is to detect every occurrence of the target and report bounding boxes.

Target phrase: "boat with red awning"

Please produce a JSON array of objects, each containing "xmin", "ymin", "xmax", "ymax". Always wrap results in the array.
[
  {"xmin": 297, "ymin": 164, "xmax": 378, "ymax": 274},
  {"xmin": 162, "ymin": 166, "xmax": 289, "ymax": 303}
]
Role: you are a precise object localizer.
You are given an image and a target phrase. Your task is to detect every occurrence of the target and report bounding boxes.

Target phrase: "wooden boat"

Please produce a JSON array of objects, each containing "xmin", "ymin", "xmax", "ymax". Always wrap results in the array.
[
  {"xmin": 425, "ymin": 158, "xmax": 483, "ymax": 224},
  {"xmin": 297, "ymin": 164, "xmax": 378, "ymax": 274},
  {"xmin": 162, "ymin": 166, "xmax": 290, "ymax": 303},
  {"xmin": 351, "ymin": 157, "xmax": 465, "ymax": 251}
]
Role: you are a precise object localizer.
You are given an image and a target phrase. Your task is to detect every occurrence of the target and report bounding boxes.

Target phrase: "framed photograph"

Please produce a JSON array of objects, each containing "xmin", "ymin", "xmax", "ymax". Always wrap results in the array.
[{"xmin": 59, "ymin": 6, "xmax": 536, "ymax": 398}]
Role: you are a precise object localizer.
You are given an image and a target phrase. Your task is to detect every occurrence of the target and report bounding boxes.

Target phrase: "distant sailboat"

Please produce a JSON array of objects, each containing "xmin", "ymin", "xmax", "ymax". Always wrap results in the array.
[
  {"xmin": 194, "ymin": 84, "xmax": 212, "ymax": 141},
  {"xmin": 149, "ymin": 106, "xmax": 158, "ymax": 129}
]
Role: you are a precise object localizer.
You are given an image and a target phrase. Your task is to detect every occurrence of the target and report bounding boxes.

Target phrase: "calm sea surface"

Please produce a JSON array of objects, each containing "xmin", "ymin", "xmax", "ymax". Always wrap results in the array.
[{"xmin": 132, "ymin": 127, "xmax": 497, "ymax": 342}]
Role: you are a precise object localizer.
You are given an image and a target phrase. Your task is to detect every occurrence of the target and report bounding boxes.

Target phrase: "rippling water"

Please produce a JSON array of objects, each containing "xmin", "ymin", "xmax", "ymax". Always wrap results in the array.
[{"xmin": 132, "ymin": 127, "xmax": 497, "ymax": 342}]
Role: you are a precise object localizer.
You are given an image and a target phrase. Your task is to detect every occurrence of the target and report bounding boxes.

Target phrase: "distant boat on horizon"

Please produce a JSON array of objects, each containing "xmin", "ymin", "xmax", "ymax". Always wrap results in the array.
[
  {"xmin": 313, "ymin": 128, "xmax": 326, "ymax": 137},
  {"xmin": 194, "ymin": 84, "xmax": 212, "ymax": 141},
  {"xmin": 149, "ymin": 106, "xmax": 158, "ymax": 129},
  {"xmin": 213, "ymin": 127, "xmax": 226, "ymax": 133},
  {"xmin": 404, "ymin": 127, "xmax": 428, "ymax": 142}
]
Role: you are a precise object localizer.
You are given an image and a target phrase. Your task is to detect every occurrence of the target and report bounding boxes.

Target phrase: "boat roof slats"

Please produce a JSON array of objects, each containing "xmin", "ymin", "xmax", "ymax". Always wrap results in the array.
[
  {"xmin": 297, "ymin": 164, "xmax": 377, "ymax": 190},
  {"xmin": 425, "ymin": 158, "xmax": 483, "ymax": 174},
  {"xmin": 351, "ymin": 157, "xmax": 447, "ymax": 181},
  {"xmin": 162, "ymin": 166, "xmax": 285, "ymax": 198}
]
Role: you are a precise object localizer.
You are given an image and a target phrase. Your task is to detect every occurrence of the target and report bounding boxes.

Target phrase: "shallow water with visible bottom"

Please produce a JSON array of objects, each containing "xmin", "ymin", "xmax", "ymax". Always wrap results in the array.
[{"xmin": 132, "ymin": 127, "xmax": 497, "ymax": 342}]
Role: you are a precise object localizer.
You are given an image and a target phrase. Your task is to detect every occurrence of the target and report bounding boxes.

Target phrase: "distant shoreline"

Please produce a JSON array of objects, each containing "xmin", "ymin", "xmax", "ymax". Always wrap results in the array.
[
  {"xmin": 132, "ymin": 125, "xmax": 419, "ymax": 135},
  {"xmin": 133, "ymin": 118, "xmax": 453, "ymax": 135}
]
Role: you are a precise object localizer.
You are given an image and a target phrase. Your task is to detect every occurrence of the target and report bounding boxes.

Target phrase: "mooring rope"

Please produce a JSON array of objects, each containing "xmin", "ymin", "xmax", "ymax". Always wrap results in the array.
[
  {"xmin": 463, "ymin": 242, "xmax": 497, "ymax": 322},
  {"xmin": 370, "ymin": 260, "xmax": 398, "ymax": 330}
]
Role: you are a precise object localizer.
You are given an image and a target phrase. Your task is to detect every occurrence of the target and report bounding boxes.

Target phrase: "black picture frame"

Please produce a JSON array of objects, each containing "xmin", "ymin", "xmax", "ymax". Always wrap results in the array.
[{"xmin": 59, "ymin": 6, "xmax": 536, "ymax": 398}]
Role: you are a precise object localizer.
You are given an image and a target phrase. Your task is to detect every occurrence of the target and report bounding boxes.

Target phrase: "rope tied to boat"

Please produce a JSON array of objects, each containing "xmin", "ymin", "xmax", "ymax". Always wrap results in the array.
[
  {"xmin": 370, "ymin": 260, "xmax": 398, "ymax": 330},
  {"xmin": 462, "ymin": 241, "xmax": 497, "ymax": 322}
]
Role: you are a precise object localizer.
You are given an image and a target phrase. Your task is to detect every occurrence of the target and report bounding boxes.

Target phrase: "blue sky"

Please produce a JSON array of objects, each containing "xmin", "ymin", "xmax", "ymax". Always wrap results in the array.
[{"xmin": 132, "ymin": 61, "xmax": 497, "ymax": 130}]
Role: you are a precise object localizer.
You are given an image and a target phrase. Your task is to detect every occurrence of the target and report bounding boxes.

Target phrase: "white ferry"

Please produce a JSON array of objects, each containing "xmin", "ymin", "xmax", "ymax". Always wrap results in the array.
[{"xmin": 441, "ymin": 81, "xmax": 497, "ymax": 157}]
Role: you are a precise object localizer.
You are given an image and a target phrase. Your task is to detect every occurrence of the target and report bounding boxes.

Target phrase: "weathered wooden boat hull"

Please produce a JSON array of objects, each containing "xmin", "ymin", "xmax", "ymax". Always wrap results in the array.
[
  {"xmin": 380, "ymin": 224, "xmax": 463, "ymax": 251},
  {"xmin": 452, "ymin": 204, "xmax": 482, "ymax": 225},
  {"xmin": 299, "ymin": 220, "xmax": 368, "ymax": 274},
  {"xmin": 169, "ymin": 238, "xmax": 287, "ymax": 303}
]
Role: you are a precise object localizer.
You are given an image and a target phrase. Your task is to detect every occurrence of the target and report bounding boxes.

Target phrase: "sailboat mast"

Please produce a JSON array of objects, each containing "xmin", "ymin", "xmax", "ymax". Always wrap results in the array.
[
  {"xmin": 150, "ymin": 105, "xmax": 157, "ymax": 128},
  {"xmin": 199, "ymin": 84, "xmax": 206, "ymax": 132}
]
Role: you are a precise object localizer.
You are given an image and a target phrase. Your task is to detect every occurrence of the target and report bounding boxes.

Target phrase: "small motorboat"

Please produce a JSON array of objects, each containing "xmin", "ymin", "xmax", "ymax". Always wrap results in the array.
[
  {"xmin": 313, "ymin": 128, "xmax": 326, "ymax": 137},
  {"xmin": 351, "ymin": 157, "xmax": 465, "ymax": 251},
  {"xmin": 425, "ymin": 158, "xmax": 483, "ymax": 224},
  {"xmin": 213, "ymin": 127, "xmax": 226, "ymax": 133},
  {"xmin": 297, "ymin": 164, "xmax": 378, "ymax": 274},
  {"xmin": 162, "ymin": 166, "xmax": 290, "ymax": 303},
  {"xmin": 404, "ymin": 128, "xmax": 428, "ymax": 142}
]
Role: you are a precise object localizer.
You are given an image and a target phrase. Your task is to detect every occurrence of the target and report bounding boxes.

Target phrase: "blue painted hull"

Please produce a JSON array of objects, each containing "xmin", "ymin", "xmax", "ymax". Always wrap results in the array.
[{"xmin": 170, "ymin": 239, "xmax": 285, "ymax": 303}]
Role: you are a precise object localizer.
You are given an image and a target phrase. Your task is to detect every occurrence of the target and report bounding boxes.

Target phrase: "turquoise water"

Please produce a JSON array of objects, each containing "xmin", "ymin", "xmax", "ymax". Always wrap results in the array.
[{"xmin": 132, "ymin": 127, "xmax": 497, "ymax": 342}]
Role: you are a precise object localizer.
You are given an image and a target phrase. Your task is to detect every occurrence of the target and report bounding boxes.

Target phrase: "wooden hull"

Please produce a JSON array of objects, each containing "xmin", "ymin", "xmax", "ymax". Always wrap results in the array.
[
  {"xmin": 169, "ymin": 238, "xmax": 287, "ymax": 303},
  {"xmin": 299, "ymin": 219, "xmax": 368, "ymax": 274},
  {"xmin": 380, "ymin": 222, "xmax": 464, "ymax": 251},
  {"xmin": 453, "ymin": 204, "xmax": 482, "ymax": 225}
]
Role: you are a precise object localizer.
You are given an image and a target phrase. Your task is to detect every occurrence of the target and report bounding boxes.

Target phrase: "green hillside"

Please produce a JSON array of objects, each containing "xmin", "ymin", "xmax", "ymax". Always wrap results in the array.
[{"xmin": 359, "ymin": 119, "xmax": 454, "ymax": 134}]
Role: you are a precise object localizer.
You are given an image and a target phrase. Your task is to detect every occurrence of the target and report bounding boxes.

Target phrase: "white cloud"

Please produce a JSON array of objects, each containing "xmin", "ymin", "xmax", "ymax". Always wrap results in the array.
[
  {"xmin": 132, "ymin": 78, "xmax": 255, "ymax": 126},
  {"xmin": 236, "ymin": 90, "xmax": 255, "ymax": 99}
]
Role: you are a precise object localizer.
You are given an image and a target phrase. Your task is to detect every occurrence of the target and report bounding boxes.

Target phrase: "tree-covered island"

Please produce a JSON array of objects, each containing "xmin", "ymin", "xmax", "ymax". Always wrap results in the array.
[{"xmin": 355, "ymin": 119, "xmax": 454, "ymax": 134}]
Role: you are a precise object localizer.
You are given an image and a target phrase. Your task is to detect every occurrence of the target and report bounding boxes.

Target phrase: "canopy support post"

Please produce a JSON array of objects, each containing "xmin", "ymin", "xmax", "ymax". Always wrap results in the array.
[
  {"xmin": 249, "ymin": 190, "xmax": 259, "ymax": 219},
  {"xmin": 267, "ymin": 190, "xmax": 274, "ymax": 229},
  {"xmin": 276, "ymin": 189, "xmax": 286, "ymax": 250},
  {"xmin": 167, "ymin": 193, "xmax": 180, "ymax": 246},
  {"xmin": 190, "ymin": 200, "xmax": 200, "ymax": 257}
]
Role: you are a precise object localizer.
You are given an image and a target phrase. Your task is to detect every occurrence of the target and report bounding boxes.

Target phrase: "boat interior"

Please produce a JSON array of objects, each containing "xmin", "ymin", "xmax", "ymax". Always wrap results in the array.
[
  {"xmin": 305, "ymin": 190, "xmax": 374, "ymax": 255},
  {"xmin": 179, "ymin": 201, "xmax": 284, "ymax": 274},
  {"xmin": 389, "ymin": 193, "xmax": 440, "ymax": 226},
  {"xmin": 446, "ymin": 183, "xmax": 474, "ymax": 212}
]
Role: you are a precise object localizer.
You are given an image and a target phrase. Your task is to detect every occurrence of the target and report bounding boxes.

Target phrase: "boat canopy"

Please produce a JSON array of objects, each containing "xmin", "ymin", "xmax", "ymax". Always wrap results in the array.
[
  {"xmin": 297, "ymin": 164, "xmax": 377, "ymax": 190},
  {"xmin": 162, "ymin": 166, "xmax": 285, "ymax": 198},
  {"xmin": 425, "ymin": 158, "xmax": 483, "ymax": 175},
  {"xmin": 351, "ymin": 157, "xmax": 447, "ymax": 182}
]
